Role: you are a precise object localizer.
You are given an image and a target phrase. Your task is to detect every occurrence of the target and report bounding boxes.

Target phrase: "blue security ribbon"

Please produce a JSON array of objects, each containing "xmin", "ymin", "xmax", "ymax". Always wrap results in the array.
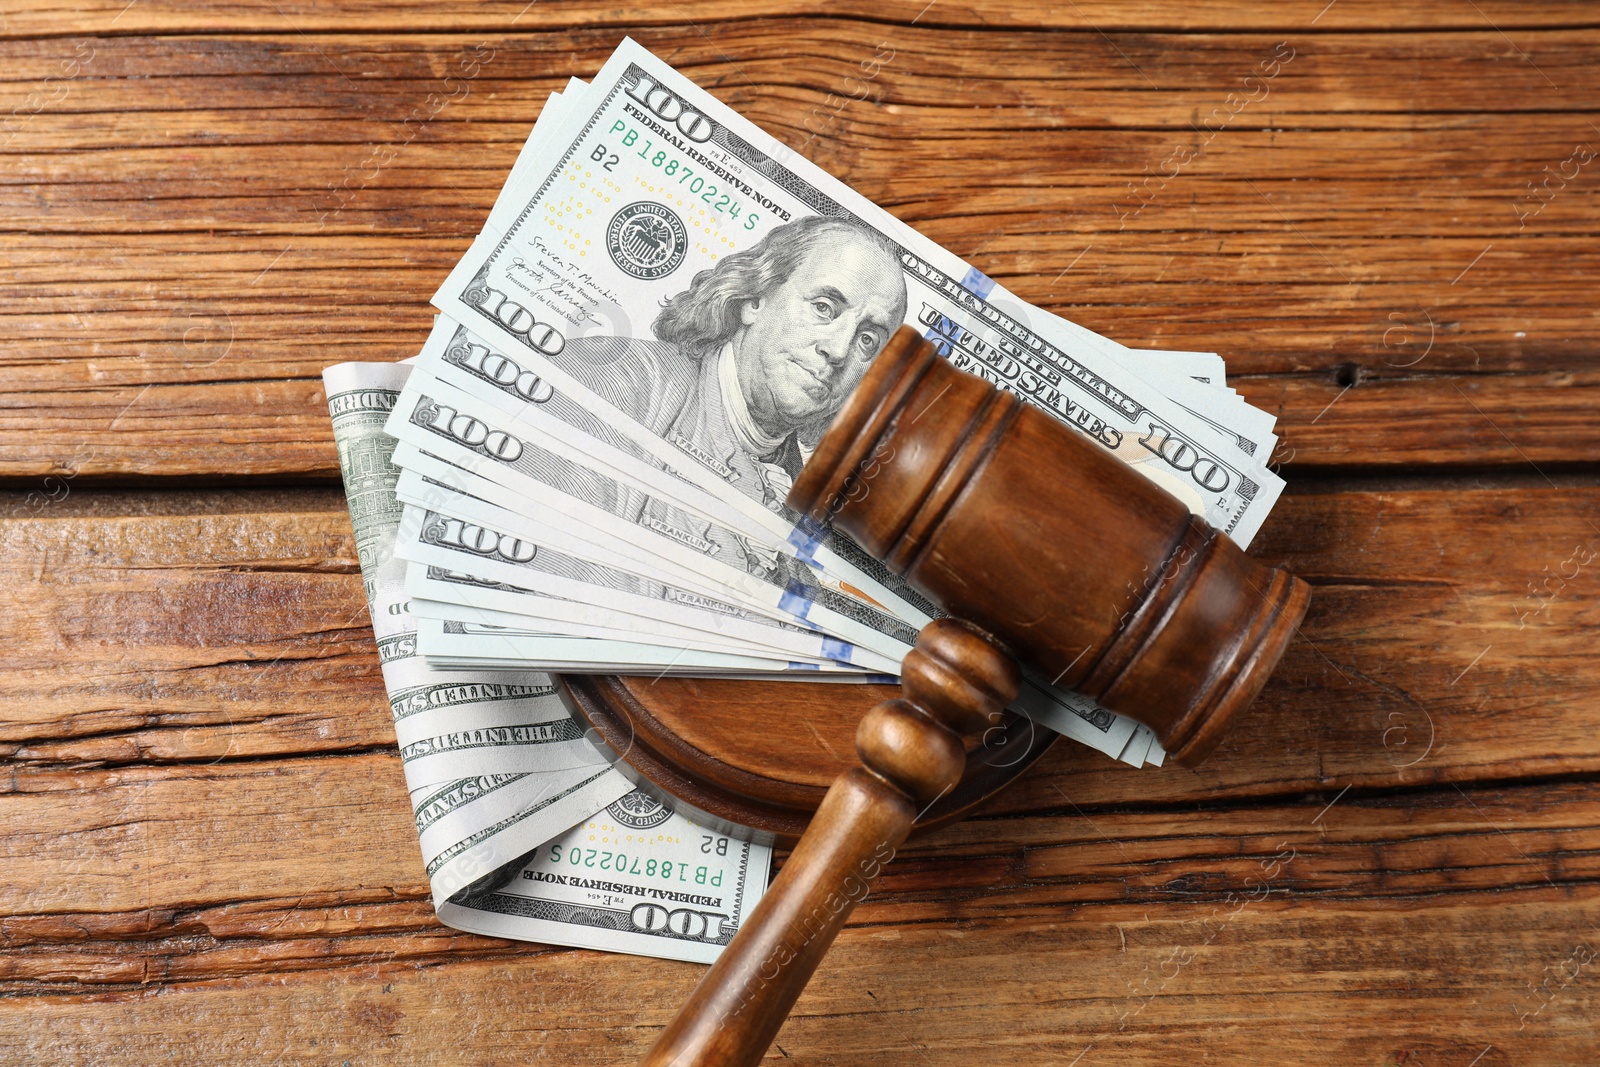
[
  {"xmin": 778, "ymin": 581, "xmax": 815, "ymax": 621},
  {"xmin": 923, "ymin": 265, "xmax": 998, "ymax": 347},
  {"xmin": 786, "ymin": 515, "xmax": 826, "ymax": 563}
]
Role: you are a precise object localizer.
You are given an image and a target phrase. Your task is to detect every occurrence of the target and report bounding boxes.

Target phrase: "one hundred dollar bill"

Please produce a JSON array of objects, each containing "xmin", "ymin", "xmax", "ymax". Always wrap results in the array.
[
  {"xmin": 326, "ymin": 362, "xmax": 608, "ymax": 779},
  {"xmin": 406, "ymin": 572, "xmax": 824, "ymax": 665},
  {"xmin": 413, "ymin": 614, "xmax": 896, "ymax": 682},
  {"xmin": 429, "ymin": 38, "xmax": 1281, "ymax": 549},
  {"xmin": 413, "ymin": 763, "xmax": 624, "ymax": 904},
  {"xmin": 325, "ymin": 360, "xmax": 774, "ymax": 951},
  {"xmin": 405, "ymin": 570, "xmax": 860, "ymax": 670},
  {"xmin": 440, "ymin": 788, "xmax": 771, "ymax": 965},
  {"xmin": 325, "ymin": 360, "xmax": 633, "ymax": 900},
  {"xmin": 392, "ymin": 475, "xmax": 890, "ymax": 669},
  {"xmin": 383, "ymin": 377, "xmax": 921, "ymax": 665}
]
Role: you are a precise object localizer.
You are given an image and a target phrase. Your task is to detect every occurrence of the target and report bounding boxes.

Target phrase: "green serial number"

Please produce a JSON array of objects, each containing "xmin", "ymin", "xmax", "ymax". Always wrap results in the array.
[
  {"xmin": 590, "ymin": 121, "xmax": 760, "ymax": 230},
  {"xmin": 544, "ymin": 844, "xmax": 724, "ymax": 885}
]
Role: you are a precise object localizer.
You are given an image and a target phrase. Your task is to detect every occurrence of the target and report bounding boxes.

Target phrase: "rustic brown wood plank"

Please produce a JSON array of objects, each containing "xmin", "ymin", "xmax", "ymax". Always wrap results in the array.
[
  {"xmin": 3, "ymin": 463, "xmax": 1591, "ymax": 1060},
  {"xmin": 0, "ymin": 925, "xmax": 1587, "ymax": 1066},
  {"xmin": 0, "ymin": 772, "xmax": 1594, "ymax": 1062},
  {"xmin": 0, "ymin": 754, "xmax": 420, "ymax": 918},
  {"xmin": 1, "ymin": 23, "xmax": 1598, "ymax": 478},
  {"xmin": 7, "ymin": 769, "xmax": 1592, "ymax": 974},
  {"xmin": 0, "ymin": 488, "xmax": 392, "ymax": 761},
  {"xmin": 3, "ymin": 481, "xmax": 1596, "ymax": 802},
  {"xmin": 3, "ymin": 0, "xmax": 1598, "ymax": 36},
  {"xmin": 2, "ymin": 228, "xmax": 1591, "ymax": 375},
  {"xmin": 5, "ymin": 29, "xmax": 1600, "ymax": 139},
  {"xmin": 12, "ymin": 352, "xmax": 1600, "ymax": 479},
  {"xmin": 1237, "ymin": 371, "xmax": 1600, "ymax": 471}
]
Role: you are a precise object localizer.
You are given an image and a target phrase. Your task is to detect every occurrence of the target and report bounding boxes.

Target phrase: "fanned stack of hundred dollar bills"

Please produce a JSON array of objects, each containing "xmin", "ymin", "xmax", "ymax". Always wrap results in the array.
[{"xmin": 324, "ymin": 39, "xmax": 1283, "ymax": 963}]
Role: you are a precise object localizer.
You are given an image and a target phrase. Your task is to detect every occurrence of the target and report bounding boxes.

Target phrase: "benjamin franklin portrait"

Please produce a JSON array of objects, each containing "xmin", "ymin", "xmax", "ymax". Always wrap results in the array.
[{"xmin": 547, "ymin": 215, "xmax": 909, "ymax": 580}]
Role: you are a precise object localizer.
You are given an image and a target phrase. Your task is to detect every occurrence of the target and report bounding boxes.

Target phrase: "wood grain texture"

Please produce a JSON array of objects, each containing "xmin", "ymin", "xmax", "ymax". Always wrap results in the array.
[
  {"xmin": 2, "ymin": 4, "xmax": 1597, "ymax": 1064},
  {"xmin": 2, "ymin": 0, "xmax": 1598, "ymax": 34},
  {"xmin": 1, "ymin": 769, "xmax": 1596, "ymax": 1062},
  {"xmin": 0, "ymin": 488, "xmax": 395, "ymax": 763},
  {"xmin": 2, "ymin": 19, "xmax": 1599, "ymax": 478},
  {"xmin": 1, "ymin": 481, "xmax": 1597, "ymax": 1061},
  {"xmin": 1, "ymin": 481, "xmax": 1594, "ymax": 799}
]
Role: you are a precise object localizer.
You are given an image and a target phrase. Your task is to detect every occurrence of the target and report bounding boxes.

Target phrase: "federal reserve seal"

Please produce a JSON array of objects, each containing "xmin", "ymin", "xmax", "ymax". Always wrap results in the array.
[
  {"xmin": 606, "ymin": 201, "xmax": 687, "ymax": 280},
  {"xmin": 607, "ymin": 790, "xmax": 674, "ymax": 829}
]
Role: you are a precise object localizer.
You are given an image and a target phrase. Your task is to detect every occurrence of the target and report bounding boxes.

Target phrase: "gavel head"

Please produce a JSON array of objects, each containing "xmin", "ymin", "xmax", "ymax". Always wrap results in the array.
[{"xmin": 787, "ymin": 327, "xmax": 1311, "ymax": 766}]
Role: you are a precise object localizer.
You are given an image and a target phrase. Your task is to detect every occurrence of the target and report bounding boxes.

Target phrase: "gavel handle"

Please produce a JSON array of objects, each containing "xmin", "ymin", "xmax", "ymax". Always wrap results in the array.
[{"xmin": 639, "ymin": 620, "xmax": 1020, "ymax": 1067}]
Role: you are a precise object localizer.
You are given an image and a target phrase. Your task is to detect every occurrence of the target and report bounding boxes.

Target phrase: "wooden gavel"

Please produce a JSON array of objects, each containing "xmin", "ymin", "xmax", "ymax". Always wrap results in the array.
[{"xmin": 639, "ymin": 327, "xmax": 1311, "ymax": 1065}]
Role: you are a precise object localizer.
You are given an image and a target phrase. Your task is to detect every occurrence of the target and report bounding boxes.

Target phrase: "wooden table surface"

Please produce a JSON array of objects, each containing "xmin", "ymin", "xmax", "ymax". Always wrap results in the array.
[{"xmin": 3, "ymin": 2, "xmax": 1598, "ymax": 1063}]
